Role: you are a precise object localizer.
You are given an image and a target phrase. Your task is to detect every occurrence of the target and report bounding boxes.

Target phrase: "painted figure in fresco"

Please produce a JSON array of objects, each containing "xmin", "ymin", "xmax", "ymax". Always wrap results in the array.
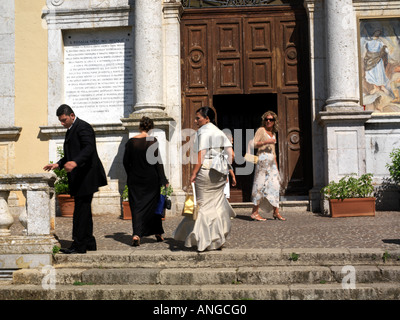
[
  {"xmin": 390, "ymin": 66, "xmax": 400, "ymax": 103},
  {"xmin": 364, "ymin": 30, "xmax": 390, "ymax": 95},
  {"xmin": 361, "ymin": 21, "xmax": 400, "ymax": 113}
]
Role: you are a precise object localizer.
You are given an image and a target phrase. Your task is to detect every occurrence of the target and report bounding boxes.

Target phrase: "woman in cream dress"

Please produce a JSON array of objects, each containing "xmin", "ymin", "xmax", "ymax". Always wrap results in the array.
[
  {"xmin": 250, "ymin": 111, "xmax": 285, "ymax": 221},
  {"xmin": 173, "ymin": 107, "xmax": 236, "ymax": 251}
]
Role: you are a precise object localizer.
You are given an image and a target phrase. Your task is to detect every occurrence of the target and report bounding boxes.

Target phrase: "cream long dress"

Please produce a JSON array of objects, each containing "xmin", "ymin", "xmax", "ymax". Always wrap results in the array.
[
  {"xmin": 173, "ymin": 123, "xmax": 236, "ymax": 251},
  {"xmin": 251, "ymin": 127, "xmax": 281, "ymax": 213}
]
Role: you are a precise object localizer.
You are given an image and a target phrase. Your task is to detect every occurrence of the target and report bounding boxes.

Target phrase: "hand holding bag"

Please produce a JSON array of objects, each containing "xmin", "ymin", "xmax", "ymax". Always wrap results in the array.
[
  {"xmin": 244, "ymin": 153, "xmax": 258, "ymax": 164},
  {"xmin": 164, "ymin": 197, "xmax": 172, "ymax": 210},
  {"xmin": 182, "ymin": 182, "xmax": 198, "ymax": 220},
  {"xmin": 244, "ymin": 140, "xmax": 258, "ymax": 164}
]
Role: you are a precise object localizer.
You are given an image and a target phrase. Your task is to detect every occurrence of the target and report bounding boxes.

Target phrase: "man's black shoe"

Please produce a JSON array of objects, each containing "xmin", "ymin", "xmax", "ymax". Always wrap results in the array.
[{"xmin": 60, "ymin": 247, "xmax": 86, "ymax": 254}]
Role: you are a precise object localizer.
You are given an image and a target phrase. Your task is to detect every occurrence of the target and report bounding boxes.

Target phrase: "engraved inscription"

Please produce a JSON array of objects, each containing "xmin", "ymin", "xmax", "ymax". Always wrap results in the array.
[{"xmin": 63, "ymin": 29, "xmax": 133, "ymax": 123}]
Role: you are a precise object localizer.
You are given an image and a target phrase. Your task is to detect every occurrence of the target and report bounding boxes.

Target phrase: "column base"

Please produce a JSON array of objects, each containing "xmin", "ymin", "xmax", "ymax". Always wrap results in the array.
[
  {"xmin": 317, "ymin": 109, "xmax": 373, "ymax": 188},
  {"xmin": 324, "ymin": 99, "xmax": 361, "ymax": 112},
  {"xmin": 121, "ymin": 110, "xmax": 175, "ymax": 137},
  {"xmin": 167, "ymin": 188, "xmax": 187, "ymax": 217},
  {"xmin": 133, "ymin": 103, "xmax": 165, "ymax": 113},
  {"xmin": 92, "ymin": 179, "xmax": 121, "ymax": 217}
]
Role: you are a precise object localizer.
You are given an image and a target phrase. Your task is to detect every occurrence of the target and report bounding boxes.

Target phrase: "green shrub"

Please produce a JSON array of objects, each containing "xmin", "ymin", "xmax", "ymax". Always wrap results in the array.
[
  {"xmin": 386, "ymin": 147, "xmax": 400, "ymax": 185},
  {"xmin": 321, "ymin": 173, "xmax": 374, "ymax": 200}
]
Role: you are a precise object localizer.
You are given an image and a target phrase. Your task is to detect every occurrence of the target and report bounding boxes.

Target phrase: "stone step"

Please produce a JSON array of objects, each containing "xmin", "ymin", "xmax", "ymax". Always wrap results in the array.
[
  {"xmin": 52, "ymin": 248, "xmax": 400, "ymax": 269},
  {"xmin": 1, "ymin": 282, "xmax": 400, "ymax": 300},
  {"xmin": 12, "ymin": 265, "xmax": 400, "ymax": 286},
  {"xmin": 230, "ymin": 200, "xmax": 309, "ymax": 212},
  {"xmin": 280, "ymin": 200, "xmax": 310, "ymax": 212},
  {"xmin": 4, "ymin": 249, "xmax": 400, "ymax": 300}
]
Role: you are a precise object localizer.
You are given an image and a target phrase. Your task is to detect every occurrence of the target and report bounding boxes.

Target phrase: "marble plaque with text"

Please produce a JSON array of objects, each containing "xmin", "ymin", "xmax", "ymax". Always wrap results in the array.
[{"xmin": 63, "ymin": 28, "xmax": 134, "ymax": 123}]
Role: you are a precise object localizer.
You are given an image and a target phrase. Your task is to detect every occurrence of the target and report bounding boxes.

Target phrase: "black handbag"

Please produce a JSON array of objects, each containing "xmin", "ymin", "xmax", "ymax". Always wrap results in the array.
[{"xmin": 164, "ymin": 197, "xmax": 172, "ymax": 210}]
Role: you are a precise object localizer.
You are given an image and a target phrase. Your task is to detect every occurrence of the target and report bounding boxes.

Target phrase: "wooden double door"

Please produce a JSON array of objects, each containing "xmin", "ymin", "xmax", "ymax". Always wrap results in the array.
[{"xmin": 181, "ymin": 7, "xmax": 312, "ymax": 201}]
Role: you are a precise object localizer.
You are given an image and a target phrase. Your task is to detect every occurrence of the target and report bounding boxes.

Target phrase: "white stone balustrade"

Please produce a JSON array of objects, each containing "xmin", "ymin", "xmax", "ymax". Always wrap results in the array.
[
  {"xmin": 0, "ymin": 174, "xmax": 57, "ymax": 271},
  {"xmin": 0, "ymin": 173, "xmax": 56, "ymax": 237}
]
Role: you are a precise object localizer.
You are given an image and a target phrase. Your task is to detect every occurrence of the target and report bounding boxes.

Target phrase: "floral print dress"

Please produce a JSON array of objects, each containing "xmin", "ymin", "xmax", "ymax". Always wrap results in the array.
[{"xmin": 251, "ymin": 127, "xmax": 280, "ymax": 210}]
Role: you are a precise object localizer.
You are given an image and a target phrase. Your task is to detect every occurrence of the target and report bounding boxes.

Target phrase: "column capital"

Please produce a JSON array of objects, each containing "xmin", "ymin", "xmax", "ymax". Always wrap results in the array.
[{"xmin": 163, "ymin": 1, "xmax": 184, "ymax": 21}]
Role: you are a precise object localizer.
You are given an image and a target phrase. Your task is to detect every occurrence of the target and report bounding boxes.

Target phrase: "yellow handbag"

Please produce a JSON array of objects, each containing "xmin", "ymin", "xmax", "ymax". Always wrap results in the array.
[
  {"xmin": 244, "ymin": 140, "xmax": 258, "ymax": 164},
  {"xmin": 182, "ymin": 182, "xmax": 198, "ymax": 220},
  {"xmin": 244, "ymin": 153, "xmax": 258, "ymax": 164}
]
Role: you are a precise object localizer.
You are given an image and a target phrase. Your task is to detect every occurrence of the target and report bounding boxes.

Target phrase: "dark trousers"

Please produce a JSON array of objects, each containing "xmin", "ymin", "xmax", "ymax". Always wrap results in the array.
[{"xmin": 72, "ymin": 194, "xmax": 96, "ymax": 252}]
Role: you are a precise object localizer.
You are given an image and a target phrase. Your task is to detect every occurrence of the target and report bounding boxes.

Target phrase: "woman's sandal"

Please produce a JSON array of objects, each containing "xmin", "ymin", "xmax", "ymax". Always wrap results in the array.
[
  {"xmin": 251, "ymin": 213, "xmax": 267, "ymax": 221},
  {"xmin": 273, "ymin": 213, "xmax": 286, "ymax": 221},
  {"xmin": 155, "ymin": 234, "xmax": 164, "ymax": 242},
  {"xmin": 132, "ymin": 236, "xmax": 140, "ymax": 246}
]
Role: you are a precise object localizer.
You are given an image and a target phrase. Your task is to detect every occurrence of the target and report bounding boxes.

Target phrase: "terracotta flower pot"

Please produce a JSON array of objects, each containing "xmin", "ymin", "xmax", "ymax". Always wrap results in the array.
[
  {"xmin": 57, "ymin": 194, "xmax": 74, "ymax": 217},
  {"xmin": 122, "ymin": 201, "xmax": 131, "ymax": 220},
  {"xmin": 329, "ymin": 197, "xmax": 376, "ymax": 218}
]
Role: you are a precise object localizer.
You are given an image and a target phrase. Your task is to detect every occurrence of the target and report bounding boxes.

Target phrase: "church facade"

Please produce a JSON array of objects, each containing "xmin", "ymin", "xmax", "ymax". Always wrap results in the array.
[{"xmin": 2, "ymin": 0, "xmax": 399, "ymax": 216}]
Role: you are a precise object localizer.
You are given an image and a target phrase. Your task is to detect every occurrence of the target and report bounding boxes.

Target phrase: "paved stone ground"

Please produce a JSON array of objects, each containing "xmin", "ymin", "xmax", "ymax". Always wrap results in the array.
[{"xmin": 49, "ymin": 208, "xmax": 400, "ymax": 252}]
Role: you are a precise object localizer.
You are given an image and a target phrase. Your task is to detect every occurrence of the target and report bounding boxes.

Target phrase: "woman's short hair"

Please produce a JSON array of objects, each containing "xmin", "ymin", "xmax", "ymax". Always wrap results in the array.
[{"xmin": 139, "ymin": 116, "xmax": 154, "ymax": 132}]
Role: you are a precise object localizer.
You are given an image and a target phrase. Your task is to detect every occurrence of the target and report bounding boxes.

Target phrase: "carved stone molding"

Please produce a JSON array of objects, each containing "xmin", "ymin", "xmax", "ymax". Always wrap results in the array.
[{"xmin": 0, "ymin": 127, "xmax": 21, "ymax": 141}]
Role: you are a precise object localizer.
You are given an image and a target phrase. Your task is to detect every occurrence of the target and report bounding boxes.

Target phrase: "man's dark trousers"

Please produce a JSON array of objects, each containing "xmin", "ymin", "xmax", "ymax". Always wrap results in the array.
[{"xmin": 72, "ymin": 194, "xmax": 96, "ymax": 252}]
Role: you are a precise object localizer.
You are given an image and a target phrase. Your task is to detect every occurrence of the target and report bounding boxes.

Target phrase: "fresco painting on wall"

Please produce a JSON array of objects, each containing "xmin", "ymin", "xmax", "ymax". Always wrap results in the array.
[{"xmin": 360, "ymin": 18, "xmax": 400, "ymax": 113}]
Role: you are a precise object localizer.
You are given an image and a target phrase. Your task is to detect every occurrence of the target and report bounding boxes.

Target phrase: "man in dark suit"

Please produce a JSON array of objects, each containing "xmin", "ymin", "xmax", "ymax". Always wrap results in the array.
[{"xmin": 44, "ymin": 104, "xmax": 107, "ymax": 254}]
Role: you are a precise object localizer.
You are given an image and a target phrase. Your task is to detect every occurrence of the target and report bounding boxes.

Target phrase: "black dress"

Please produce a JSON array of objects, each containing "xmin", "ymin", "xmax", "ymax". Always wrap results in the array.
[{"xmin": 123, "ymin": 137, "xmax": 168, "ymax": 237}]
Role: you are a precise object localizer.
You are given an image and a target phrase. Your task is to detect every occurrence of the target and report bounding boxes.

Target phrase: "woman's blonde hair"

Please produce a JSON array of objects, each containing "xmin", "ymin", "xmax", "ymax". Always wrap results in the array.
[{"xmin": 261, "ymin": 111, "xmax": 279, "ymax": 133}]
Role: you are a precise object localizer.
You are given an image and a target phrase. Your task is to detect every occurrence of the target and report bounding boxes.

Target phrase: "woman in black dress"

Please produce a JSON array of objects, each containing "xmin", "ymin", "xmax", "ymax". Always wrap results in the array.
[{"xmin": 123, "ymin": 117, "xmax": 169, "ymax": 246}]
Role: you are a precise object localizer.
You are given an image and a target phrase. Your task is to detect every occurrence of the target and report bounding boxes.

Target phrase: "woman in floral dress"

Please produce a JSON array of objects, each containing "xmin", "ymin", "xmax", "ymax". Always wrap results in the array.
[{"xmin": 250, "ymin": 111, "xmax": 285, "ymax": 221}]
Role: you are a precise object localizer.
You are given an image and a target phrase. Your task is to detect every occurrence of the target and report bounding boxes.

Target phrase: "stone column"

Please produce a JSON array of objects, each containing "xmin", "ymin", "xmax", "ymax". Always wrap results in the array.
[
  {"xmin": 133, "ymin": 0, "xmax": 164, "ymax": 113},
  {"xmin": 318, "ymin": 0, "xmax": 372, "ymax": 213},
  {"xmin": 122, "ymin": 1, "xmax": 183, "ymax": 216},
  {"xmin": 324, "ymin": 0, "xmax": 360, "ymax": 111},
  {"xmin": 162, "ymin": 1, "xmax": 186, "ymax": 215}
]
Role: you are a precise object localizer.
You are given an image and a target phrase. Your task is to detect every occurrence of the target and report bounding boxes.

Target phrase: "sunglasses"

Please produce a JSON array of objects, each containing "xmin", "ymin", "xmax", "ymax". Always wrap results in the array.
[{"xmin": 264, "ymin": 118, "xmax": 275, "ymax": 122}]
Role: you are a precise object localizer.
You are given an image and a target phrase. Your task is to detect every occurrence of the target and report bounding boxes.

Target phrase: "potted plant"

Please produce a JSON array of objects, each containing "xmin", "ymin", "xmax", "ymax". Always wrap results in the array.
[
  {"xmin": 386, "ymin": 147, "xmax": 400, "ymax": 186},
  {"xmin": 121, "ymin": 185, "xmax": 131, "ymax": 220},
  {"xmin": 321, "ymin": 173, "xmax": 375, "ymax": 217},
  {"xmin": 54, "ymin": 147, "xmax": 74, "ymax": 217}
]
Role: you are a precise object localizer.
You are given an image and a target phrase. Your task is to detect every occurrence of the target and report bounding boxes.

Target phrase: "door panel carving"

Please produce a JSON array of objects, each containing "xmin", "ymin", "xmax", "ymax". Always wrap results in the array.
[
  {"xmin": 213, "ymin": 19, "xmax": 243, "ymax": 94},
  {"xmin": 279, "ymin": 21, "xmax": 299, "ymax": 89},
  {"xmin": 244, "ymin": 18, "xmax": 275, "ymax": 93},
  {"xmin": 181, "ymin": 95, "xmax": 211, "ymax": 185},
  {"xmin": 216, "ymin": 59, "xmax": 242, "ymax": 91},
  {"xmin": 182, "ymin": 21, "xmax": 210, "ymax": 95},
  {"xmin": 279, "ymin": 93, "xmax": 310, "ymax": 193}
]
